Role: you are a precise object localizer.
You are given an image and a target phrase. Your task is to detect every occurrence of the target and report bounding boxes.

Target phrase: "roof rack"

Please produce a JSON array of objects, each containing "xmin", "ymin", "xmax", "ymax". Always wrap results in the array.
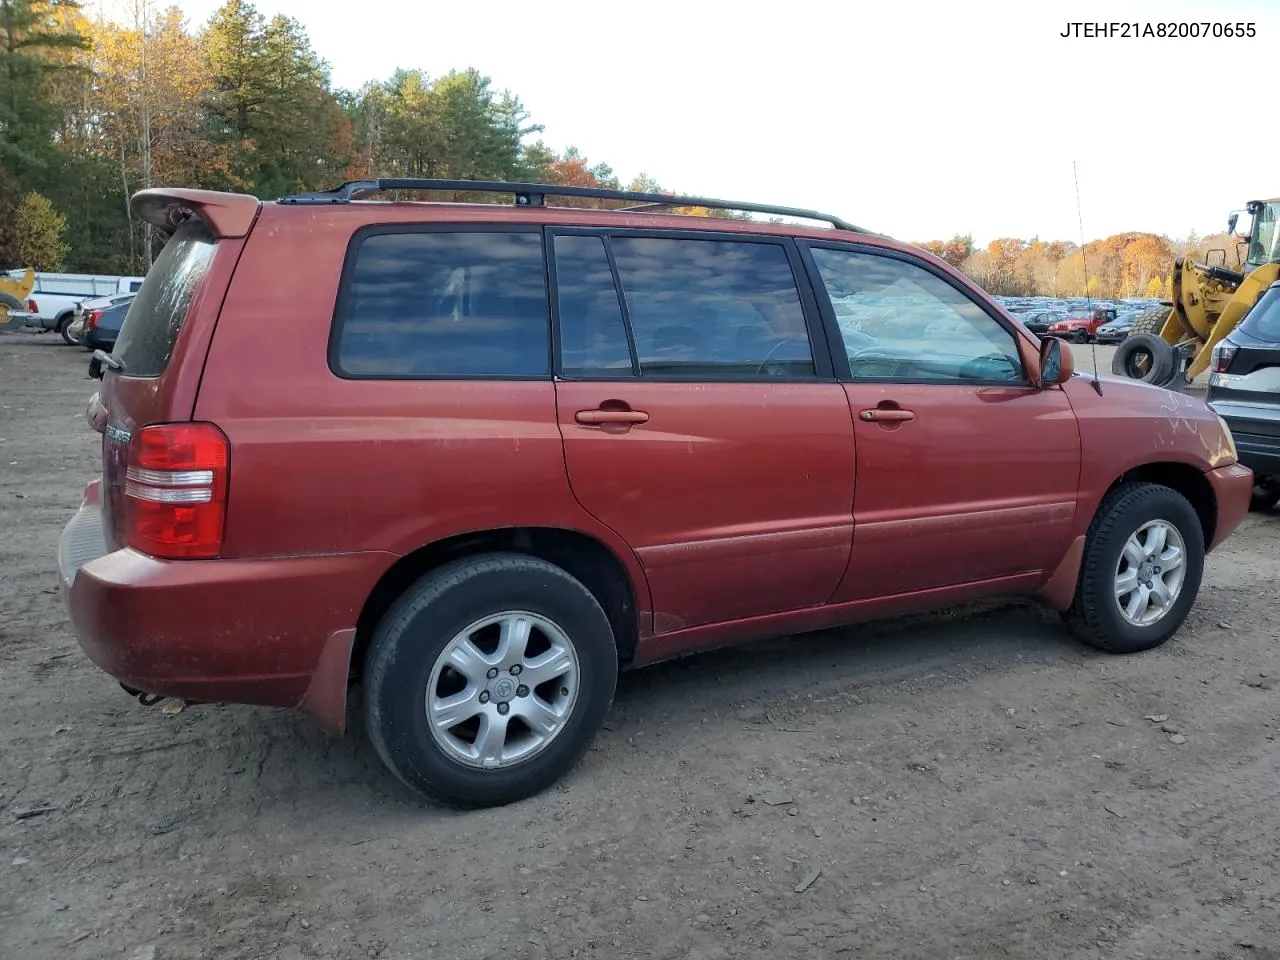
[{"xmin": 278, "ymin": 178, "xmax": 868, "ymax": 232}]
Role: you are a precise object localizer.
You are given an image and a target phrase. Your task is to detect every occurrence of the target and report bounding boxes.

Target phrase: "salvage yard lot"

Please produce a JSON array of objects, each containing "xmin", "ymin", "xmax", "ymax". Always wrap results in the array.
[{"xmin": 2, "ymin": 333, "xmax": 1280, "ymax": 960}]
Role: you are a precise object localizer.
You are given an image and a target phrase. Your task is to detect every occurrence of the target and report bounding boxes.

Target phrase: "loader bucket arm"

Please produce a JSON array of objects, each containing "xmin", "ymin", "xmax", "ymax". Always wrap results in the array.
[{"xmin": 1186, "ymin": 261, "xmax": 1280, "ymax": 379}]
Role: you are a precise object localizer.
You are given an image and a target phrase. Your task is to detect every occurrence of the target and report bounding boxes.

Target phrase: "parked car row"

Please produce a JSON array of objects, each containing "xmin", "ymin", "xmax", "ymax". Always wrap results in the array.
[{"xmin": 4, "ymin": 271, "xmax": 144, "ymax": 343}]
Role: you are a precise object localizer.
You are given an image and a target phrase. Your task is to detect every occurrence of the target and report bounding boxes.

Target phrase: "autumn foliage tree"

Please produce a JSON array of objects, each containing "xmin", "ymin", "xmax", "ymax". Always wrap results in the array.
[{"xmin": 11, "ymin": 190, "xmax": 67, "ymax": 268}]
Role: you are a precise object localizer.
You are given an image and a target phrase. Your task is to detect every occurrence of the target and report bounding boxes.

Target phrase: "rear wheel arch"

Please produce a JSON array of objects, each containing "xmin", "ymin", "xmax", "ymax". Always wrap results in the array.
[{"xmin": 351, "ymin": 527, "xmax": 644, "ymax": 681}]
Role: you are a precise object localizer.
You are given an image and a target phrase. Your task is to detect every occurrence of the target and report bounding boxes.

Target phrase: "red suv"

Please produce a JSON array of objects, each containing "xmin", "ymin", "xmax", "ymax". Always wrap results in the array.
[
  {"xmin": 60, "ymin": 179, "xmax": 1253, "ymax": 807},
  {"xmin": 1048, "ymin": 305, "xmax": 1119, "ymax": 343}
]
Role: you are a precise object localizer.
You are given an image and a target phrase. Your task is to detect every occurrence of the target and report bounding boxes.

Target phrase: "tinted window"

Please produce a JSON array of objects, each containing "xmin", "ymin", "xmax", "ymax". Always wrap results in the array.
[
  {"xmin": 334, "ymin": 231, "xmax": 549, "ymax": 378},
  {"xmin": 1240, "ymin": 284, "xmax": 1280, "ymax": 342},
  {"xmin": 112, "ymin": 221, "xmax": 216, "ymax": 378},
  {"xmin": 610, "ymin": 237, "xmax": 814, "ymax": 378},
  {"xmin": 810, "ymin": 248, "xmax": 1024, "ymax": 383},
  {"xmin": 554, "ymin": 235, "xmax": 633, "ymax": 376}
]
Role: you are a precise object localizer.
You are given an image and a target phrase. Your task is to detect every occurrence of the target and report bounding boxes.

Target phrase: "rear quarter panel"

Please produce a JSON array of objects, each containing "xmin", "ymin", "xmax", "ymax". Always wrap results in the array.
[{"xmin": 192, "ymin": 205, "xmax": 652, "ymax": 617}]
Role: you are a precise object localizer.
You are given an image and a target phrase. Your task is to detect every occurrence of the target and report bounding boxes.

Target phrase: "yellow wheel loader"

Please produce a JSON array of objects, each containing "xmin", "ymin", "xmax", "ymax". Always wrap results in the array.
[
  {"xmin": 1112, "ymin": 198, "xmax": 1280, "ymax": 388},
  {"xmin": 0, "ymin": 267, "xmax": 34, "ymax": 331}
]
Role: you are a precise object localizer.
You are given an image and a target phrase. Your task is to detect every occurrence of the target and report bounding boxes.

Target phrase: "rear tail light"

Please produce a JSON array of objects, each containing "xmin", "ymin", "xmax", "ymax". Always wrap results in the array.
[
  {"xmin": 123, "ymin": 423, "xmax": 229, "ymax": 559},
  {"xmin": 26, "ymin": 298, "xmax": 36, "ymax": 313},
  {"xmin": 85, "ymin": 309, "xmax": 102, "ymax": 331},
  {"xmin": 1211, "ymin": 342, "xmax": 1238, "ymax": 374}
]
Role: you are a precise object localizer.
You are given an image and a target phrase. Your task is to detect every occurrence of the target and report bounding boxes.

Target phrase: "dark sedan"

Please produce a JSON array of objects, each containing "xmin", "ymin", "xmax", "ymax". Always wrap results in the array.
[
  {"xmin": 83, "ymin": 299, "xmax": 130, "ymax": 352},
  {"xmin": 1021, "ymin": 310, "xmax": 1065, "ymax": 335},
  {"xmin": 1207, "ymin": 281, "xmax": 1280, "ymax": 512},
  {"xmin": 1095, "ymin": 310, "xmax": 1142, "ymax": 344}
]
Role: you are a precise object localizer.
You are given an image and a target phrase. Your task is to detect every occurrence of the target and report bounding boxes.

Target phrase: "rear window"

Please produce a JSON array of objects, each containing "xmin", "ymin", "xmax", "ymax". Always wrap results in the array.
[
  {"xmin": 332, "ymin": 230, "xmax": 550, "ymax": 378},
  {"xmin": 112, "ymin": 221, "xmax": 216, "ymax": 377},
  {"xmin": 1240, "ymin": 285, "xmax": 1280, "ymax": 342}
]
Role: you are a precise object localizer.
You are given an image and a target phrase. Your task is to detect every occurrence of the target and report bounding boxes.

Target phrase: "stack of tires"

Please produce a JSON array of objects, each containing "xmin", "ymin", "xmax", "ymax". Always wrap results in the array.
[{"xmin": 1110, "ymin": 308, "xmax": 1181, "ymax": 386}]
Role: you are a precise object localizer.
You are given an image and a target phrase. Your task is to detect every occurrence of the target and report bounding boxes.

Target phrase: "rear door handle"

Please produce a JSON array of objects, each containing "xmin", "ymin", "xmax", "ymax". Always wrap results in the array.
[
  {"xmin": 575, "ymin": 409, "xmax": 649, "ymax": 425},
  {"xmin": 859, "ymin": 408, "xmax": 915, "ymax": 422}
]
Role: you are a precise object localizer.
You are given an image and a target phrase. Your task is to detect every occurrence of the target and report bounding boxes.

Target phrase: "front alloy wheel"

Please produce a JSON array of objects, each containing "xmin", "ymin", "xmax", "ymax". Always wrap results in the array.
[
  {"xmin": 1065, "ymin": 482, "xmax": 1204, "ymax": 653},
  {"xmin": 1113, "ymin": 520, "xmax": 1186, "ymax": 626}
]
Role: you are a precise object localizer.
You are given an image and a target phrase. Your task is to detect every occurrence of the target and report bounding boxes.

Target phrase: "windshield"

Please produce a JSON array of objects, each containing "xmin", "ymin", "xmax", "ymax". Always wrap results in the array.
[{"xmin": 1247, "ymin": 201, "xmax": 1280, "ymax": 269}]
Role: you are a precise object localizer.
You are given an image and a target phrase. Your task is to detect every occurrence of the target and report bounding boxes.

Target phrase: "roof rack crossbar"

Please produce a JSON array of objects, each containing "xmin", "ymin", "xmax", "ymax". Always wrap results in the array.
[{"xmin": 278, "ymin": 178, "xmax": 866, "ymax": 232}]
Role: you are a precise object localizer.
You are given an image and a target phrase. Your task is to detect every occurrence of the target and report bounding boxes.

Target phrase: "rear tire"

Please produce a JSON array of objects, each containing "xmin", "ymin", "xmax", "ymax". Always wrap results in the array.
[
  {"xmin": 1251, "ymin": 482, "xmax": 1280, "ymax": 513},
  {"xmin": 1064, "ymin": 483, "xmax": 1204, "ymax": 654},
  {"xmin": 57, "ymin": 314, "xmax": 77, "ymax": 345},
  {"xmin": 363, "ymin": 553, "xmax": 618, "ymax": 808}
]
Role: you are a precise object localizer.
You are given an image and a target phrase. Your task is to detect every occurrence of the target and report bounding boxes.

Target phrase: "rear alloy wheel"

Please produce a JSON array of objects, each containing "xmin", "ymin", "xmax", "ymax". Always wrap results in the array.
[
  {"xmin": 57, "ymin": 314, "xmax": 78, "ymax": 345},
  {"xmin": 363, "ymin": 553, "xmax": 618, "ymax": 807},
  {"xmin": 1065, "ymin": 482, "xmax": 1204, "ymax": 653}
]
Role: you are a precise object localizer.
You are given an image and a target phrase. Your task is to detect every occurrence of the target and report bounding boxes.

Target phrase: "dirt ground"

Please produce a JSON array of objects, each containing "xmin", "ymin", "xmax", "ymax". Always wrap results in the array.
[{"xmin": 2, "ymin": 331, "xmax": 1279, "ymax": 960}]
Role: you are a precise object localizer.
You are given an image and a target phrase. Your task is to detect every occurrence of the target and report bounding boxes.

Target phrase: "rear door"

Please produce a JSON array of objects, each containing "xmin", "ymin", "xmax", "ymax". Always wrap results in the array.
[
  {"xmin": 800, "ymin": 242, "xmax": 1081, "ymax": 601},
  {"xmin": 551, "ymin": 230, "xmax": 856, "ymax": 632}
]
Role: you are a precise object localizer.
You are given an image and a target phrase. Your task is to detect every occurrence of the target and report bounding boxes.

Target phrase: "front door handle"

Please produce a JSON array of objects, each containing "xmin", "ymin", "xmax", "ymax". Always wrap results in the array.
[
  {"xmin": 859, "ymin": 408, "xmax": 915, "ymax": 423},
  {"xmin": 576, "ymin": 408, "xmax": 650, "ymax": 425}
]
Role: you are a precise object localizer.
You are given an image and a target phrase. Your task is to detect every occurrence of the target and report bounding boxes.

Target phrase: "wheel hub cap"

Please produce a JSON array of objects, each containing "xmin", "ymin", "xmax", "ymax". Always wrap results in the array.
[
  {"xmin": 491, "ymin": 676, "xmax": 517, "ymax": 702},
  {"xmin": 1114, "ymin": 519, "xmax": 1186, "ymax": 627}
]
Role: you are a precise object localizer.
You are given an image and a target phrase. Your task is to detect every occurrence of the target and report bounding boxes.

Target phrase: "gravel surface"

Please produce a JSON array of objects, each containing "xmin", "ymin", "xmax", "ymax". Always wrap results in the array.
[{"xmin": 2, "ymin": 332, "xmax": 1278, "ymax": 960}]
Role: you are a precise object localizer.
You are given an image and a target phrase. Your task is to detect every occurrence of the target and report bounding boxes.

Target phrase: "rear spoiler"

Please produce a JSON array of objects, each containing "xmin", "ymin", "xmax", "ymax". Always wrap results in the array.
[{"xmin": 131, "ymin": 188, "xmax": 260, "ymax": 239}]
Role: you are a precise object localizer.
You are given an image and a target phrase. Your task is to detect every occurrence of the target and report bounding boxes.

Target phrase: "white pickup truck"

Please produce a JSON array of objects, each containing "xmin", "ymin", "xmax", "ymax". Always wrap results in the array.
[{"xmin": 6, "ymin": 271, "xmax": 145, "ymax": 344}]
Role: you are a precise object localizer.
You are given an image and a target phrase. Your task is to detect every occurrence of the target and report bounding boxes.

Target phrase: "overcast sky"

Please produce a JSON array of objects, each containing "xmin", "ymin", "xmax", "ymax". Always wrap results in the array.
[{"xmin": 94, "ymin": 0, "xmax": 1279, "ymax": 244}]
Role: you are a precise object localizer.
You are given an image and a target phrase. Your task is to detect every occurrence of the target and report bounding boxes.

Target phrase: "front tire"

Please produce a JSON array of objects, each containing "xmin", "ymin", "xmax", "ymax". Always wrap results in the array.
[
  {"xmin": 1065, "ymin": 483, "xmax": 1204, "ymax": 653},
  {"xmin": 363, "ymin": 553, "xmax": 618, "ymax": 808}
]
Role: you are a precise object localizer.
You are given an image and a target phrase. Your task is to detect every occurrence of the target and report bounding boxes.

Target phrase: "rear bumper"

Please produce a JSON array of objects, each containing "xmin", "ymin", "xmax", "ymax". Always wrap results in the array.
[
  {"xmin": 59, "ymin": 482, "xmax": 394, "ymax": 730},
  {"xmin": 1205, "ymin": 463, "xmax": 1255, "ymax": 551},
  {"xmin": 1209, "ymin": 399, "xmax": 1280, "ymax": 480}
]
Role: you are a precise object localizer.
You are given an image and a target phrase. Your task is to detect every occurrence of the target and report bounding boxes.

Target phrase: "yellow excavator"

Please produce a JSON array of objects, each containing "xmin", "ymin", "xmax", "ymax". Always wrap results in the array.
[
  {"xmin": 1112, "ymin": 197, "xmax": 1280, "ymax": 387},
  {"xmin": 0, "ymin": 267, "xmax": 34, "ymax": 330}
]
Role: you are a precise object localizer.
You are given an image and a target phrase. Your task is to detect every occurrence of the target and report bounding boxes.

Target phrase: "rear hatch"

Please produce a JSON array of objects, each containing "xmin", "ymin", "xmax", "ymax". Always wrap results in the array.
[
  {"xmin": 1207, "ymin": 283, "xmax": 1280, "ymax": 437},
  {"xmin": 94, "ymin": 189, "xmax": 258, "ymax": 553}
]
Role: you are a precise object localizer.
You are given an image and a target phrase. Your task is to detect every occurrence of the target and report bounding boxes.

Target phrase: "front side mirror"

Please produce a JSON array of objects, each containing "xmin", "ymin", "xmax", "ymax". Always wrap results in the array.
[
  {"xmin": 1038, "ymin": 336, "xmax": 1074, "ymax": 386},
  {"xmin": 1228, "ymin": 209, "xmax": 1252, "ymax": 240}
]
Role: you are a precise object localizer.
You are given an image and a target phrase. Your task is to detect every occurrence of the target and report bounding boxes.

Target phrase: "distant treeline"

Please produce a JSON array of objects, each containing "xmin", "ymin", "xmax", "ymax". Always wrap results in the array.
[
  {"xmin": 0, "ymin": 1, "xmax": 1229, "ymax": 290},
  {"xmin": 914, "ymin": 230, "xmax": 1242, "ymax": 301},
  {"xmin": 0, "ymin": 0, "xmax": 742, "ymax": 274}
]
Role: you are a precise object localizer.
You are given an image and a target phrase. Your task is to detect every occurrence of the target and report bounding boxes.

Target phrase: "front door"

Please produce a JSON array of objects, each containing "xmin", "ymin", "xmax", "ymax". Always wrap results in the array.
[
  {"xmin": 802, "ymin": 243, "xmax": 1081, "ymax": 601},
  {"xmin": 551, "ymin": 230, "xmax": 856, "ymax": 632}
]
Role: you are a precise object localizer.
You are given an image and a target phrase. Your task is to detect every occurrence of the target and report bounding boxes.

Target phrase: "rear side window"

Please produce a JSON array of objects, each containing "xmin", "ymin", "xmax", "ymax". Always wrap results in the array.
[
  {"xmin": 333, "ymin": 230, "xmax": 550, "ymax": 378},
  {"xmin": 554, "ymin": 235, "xmax": 633, "ymax": 376},
  {"xmin": 1240, "ymin": 285, "xmax": 1280, "ymax": 342},
  {"xmin": 112, "ymin": 221, "xmax": 216, "ymax": 378},
  {"xmin": 608, "ymin": 237, "xmax": 815, "ymax": 378}
]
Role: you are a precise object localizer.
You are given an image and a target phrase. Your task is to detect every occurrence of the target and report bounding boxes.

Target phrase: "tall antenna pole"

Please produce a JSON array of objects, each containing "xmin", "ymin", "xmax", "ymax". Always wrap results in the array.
[{"xmin": 1073, "ymin": 160, "xmax": 1103, "ymax": 396}]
